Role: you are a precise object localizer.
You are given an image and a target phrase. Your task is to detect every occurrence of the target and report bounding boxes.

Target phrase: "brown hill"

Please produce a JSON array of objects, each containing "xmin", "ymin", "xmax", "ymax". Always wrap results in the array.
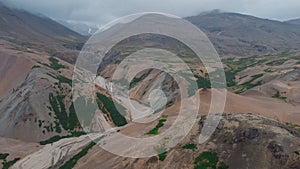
[
  {"xmin": 0, "ymin": 3, "xmax": 86, "ymax": 141},
  {"xmin": 186, "ymin": 12, "xmax": 300, "ymax": 57},
  {"xmin": 16, "ymin": 114, "xmax": 299, "ymax": 169},
  {"xmin": 0, "ymin": 3, "xmax": 86, "ymax": 63}
]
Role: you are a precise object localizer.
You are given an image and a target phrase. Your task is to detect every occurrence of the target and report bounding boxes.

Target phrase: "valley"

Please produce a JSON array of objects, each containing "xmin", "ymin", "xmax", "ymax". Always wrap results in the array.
[{"xmin": 0, "ymin": 2, "xmax": 300, "ymax": 169}]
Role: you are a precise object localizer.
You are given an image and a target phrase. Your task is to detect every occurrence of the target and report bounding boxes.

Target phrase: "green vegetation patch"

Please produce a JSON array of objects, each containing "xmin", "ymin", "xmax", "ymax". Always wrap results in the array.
[
  {"xmin": 49, "ymin": 93, "xmax": 82, "ymax": 132},
  {"xmin": 194, "ymin": 151, "xmax": 218, "ymax": 169},
  {"xmin": 31, "ymin": 65, "xmax": 41, "ymax": 69},
  {"xmin": 156, "ymin": 147, "xmax": 167, "ymax": 161},
  {"xmin": 2, "ymin": 158, "xmax": 20, "ymax": 169},
  {"xmin": 146, "ymin": 115, "xmax": 168, "ymax": 135},
  {"xmin": 47, "ymin": 73, "xmax": 57, "ymax": 79},
  {"xmin": 272, "ymin": 91, "xmax": 287, "ymax": 102},
  {"xmin": 158, "ymin": 152, "xmax": 167, "ymax": 161},
  {"xmin": 195, "ymin": 75, "xmax": 211, "ymax": 89},
  {"xmin": 0, "ymin": 153, "xmax": 9, "ymax": 160},
  {"xmin": 178, "ymin": 71, "xmax": 211, "ymax": 96},
  {"xmin": 0, "ymin": 153, "xmax": 20, "ymax": 169},
  {"xmin": 47, "ymin": 92, "xmax": 97, "ymax": 134},
  {"xmin": 245, "ymin": 74, "xmax": 264, "ymax": 84},
  {"xmin": 39, "ymin": 132, "xmax": 86, "ymax": 145},
  {"xmin": 96, "ymin": 93, "xmax": 127, "ymax": 127},
  {"xmin": 49, "ymin": 93, "xmax": 68, "ymax": 130},
  {"xmin": 233, "ymin": 81, "xmax": 262, "ymax": 94},
  {"xmin": 222, "ymin": 56, "xmax": 269, "ymax": 92},
  {"xmin": 224, "ymin": 70, "xmax": 236, "ymax": 87},
  {"xmin": 57, "ymin": 75, "xmax": 72, "ymax": 87},
  {"xmin": 59, "ymin": 137, "xmax": 103, "ymax": 169},
  {"xmin": 182, "ymin": 144, "xmax": 197, "ymax": 150},
  {"xmin": 194, "ymin": 151, "xmax": 228, "ymax": 169},
  {"xmin": 46, "ymin": 73, "xmax": 72, "ymax": 87},
  {"xmin": 177, "ymin": 71, "xmax": 198, "ymax": 96},
  {"xmin": 48, "ymin": 57, "xmax": 66, "ymax": 70},
  {"xmin": 223, "ymin": 57, "xmax": 257, "ymax": 75},
  {"xmin": 264, "ymin": 69, "xmax": 274, "ymax": 73},
  {"xmin": 72, "ymin": 96, "xmax": 97, "ymax": 127},
  {"xmin": 233, "ymin": 74, "xmax": 263, "ymax": 94},
  {"xmin": 129, "ymin": 70, "xmax": 152, "ymax": 89},
  {"xmin": 266, "ymin": 59, "xmax": 287, "ymax": 66}
]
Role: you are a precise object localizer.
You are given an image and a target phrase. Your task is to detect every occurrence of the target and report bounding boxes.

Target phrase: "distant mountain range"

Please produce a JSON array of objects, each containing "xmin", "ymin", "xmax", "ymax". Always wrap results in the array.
[
  {"xmin": 56, "ymin": 10, "xmax": 300, "ymax": 57},
  {"xmin": 286, "ymin": 18, "xmax": 300, "ymax": 25},
  {"xmin": 2, "ymin": 2, "xmax": 300, "ymax": 58},
  {"xmin": 0, "ymin": 4, "xmax": 85, "ymax": 45},
  {"xmin": 186, "ymin": 12, "xmax": 300, "ymax": 57},
  {"xmin": 0, "ymin": 3, "xmax": 86, "ymax": 63}
]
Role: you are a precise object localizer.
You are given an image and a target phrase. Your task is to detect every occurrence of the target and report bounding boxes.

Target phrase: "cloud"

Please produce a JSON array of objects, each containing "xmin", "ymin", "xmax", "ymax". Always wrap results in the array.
[{"xmin": 1, "ymin": 0, "xmax": 300, "ymax": 25}]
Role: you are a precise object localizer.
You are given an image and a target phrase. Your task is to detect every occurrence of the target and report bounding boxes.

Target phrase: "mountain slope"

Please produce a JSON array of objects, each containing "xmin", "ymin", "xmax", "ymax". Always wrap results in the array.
[
  {"xmin": 0, "ymin": 3, "xmax": 86, "ymax": 63},
  {"xmin": 186, "ymin": 12, "xmax": 300, "ymax": 57},
  {"xmin": 0, "ymin": 3, "xmax": 88, "ymax": 141},
  {"xmin": 0, "ymin": 3, "xmax": 85, "ymax": 43},
  {"xmin": 32, "ymin": 114, "xmax": 298, "ymax": 169},
  {"xmin": 286, "ymin": 18, "xmax": 300, "ymax": 25}
]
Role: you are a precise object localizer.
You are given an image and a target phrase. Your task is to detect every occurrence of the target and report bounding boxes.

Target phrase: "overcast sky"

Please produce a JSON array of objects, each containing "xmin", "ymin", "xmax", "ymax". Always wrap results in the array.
[{"xmin": 2, "ymin": 0, "xmax": 300, "ymax": 26}]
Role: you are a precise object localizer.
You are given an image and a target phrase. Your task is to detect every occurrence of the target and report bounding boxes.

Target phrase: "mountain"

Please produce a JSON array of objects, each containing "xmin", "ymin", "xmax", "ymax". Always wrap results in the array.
[
  {"xmin": 0, "ymin": 3, "xmax": 87, "ymax": 141},
  {"xmin": 0, "ymin": 3, "xmax": 85, "ymax": 44},
  {"xmin": 0, "ymin": 3, "xmax": 86, "ymax": 63},
  {"xmin": 11, "ymin": 114, "xmax": 300, "ymax": 169},
  {"xmin": 0, "ymin": 5, "xmax": 300, "ymax": 169},
  {"xmin": 186, "ymin": 12, "xmax": 300, "ymax": 57},
  {"xmin": 54, "ymin": 11, "xmax": 300, "ymax": 58},
  {"xmin": 286, "ymin": 18, "xmax": 300, "ymax": 25}
]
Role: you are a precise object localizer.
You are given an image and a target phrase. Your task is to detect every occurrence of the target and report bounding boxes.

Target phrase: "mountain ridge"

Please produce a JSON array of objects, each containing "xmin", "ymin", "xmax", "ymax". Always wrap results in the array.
[
  {"xmin": 185, "ymin": 12, "xmax": 300, "ymax": 57},
  {"xmin": 286, "ymin": 18, "xmax": 300, "ymax": 25},
  {"xmin": 0, "ymin": 3, "xmax": 86, "ymax": 63}
]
